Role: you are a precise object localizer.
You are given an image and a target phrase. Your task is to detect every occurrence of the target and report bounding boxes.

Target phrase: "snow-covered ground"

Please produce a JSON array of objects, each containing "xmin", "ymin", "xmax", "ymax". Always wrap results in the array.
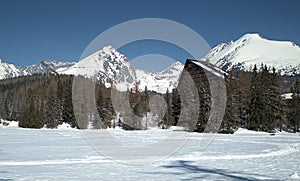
[{"xmin": 1, "ymin": 125, "xmax": 300, "ymax": 180}]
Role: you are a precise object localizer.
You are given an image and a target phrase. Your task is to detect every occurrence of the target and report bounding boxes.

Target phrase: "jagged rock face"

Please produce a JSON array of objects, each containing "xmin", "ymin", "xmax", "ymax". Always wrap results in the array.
[
  {"xmin": 61, "ymin": 46, "xmax": 138, "ymax": 90},
  {"xmin": 61, "ymin": 46, "xmax": 184, "ymax": 93}
]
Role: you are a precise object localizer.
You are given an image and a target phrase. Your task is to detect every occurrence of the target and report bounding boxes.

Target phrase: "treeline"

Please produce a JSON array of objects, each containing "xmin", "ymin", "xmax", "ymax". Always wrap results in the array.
[
  {"xmin": 221, "ymin": 64, "xmax": 300, "ymax": 133},
  {"xmin": 0, "ymin": 75, "xmax": 170, "ymax": 129},
  {"xmin": 0, "ymin": 75, "xmax": 76, "ymax": 128}
]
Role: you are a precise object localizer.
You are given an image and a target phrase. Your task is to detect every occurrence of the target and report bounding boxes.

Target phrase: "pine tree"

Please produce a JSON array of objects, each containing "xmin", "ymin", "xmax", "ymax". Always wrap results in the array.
[
  {"xmin": 270, "ymin": 68, "xmax": 285, "ymax": 132},
  {"xmin": 61, "ymin": 76, "xmax": 77, "ymax": 128},
  {"xmin": 171, "ymin": 88, "xmax": 181, "ymax": 126},
  {"xmin": 164, "ymin": 88, "xmax": 173, "ymax": 128},
  {"xmin": 45, "ymin": 79, "xmax": 61, "ymax": 128},
  {"xmin": 237, "ymin": 72, "xmax": 251, "ymax": 127},
  {"xmin": 290, "ymin": 79, "xmax": 300, "ymax": 132},
  {"xmin": 222, "ymin": 70, "xmax": 239, "ymax": 133},
  {"xmin": 249, "ymin": 64, "xmax": 264, "ymax": 131}
]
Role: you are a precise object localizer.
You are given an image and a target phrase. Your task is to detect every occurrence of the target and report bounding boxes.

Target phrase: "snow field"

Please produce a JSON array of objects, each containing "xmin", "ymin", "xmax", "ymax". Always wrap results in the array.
[{"xmin": 0, "ymin": 125, "xmax": 300, "ymax": 180}]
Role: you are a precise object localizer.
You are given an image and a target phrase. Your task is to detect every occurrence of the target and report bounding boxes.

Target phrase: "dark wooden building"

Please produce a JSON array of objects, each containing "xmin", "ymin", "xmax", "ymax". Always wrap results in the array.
[
  {"xmin": 183, "ymin": 59, "xmax": 226, "ymax": 86},
  {"xmin": 184, "ymin": 59, "xmax": 208, "ymax": 83},
  {"xmin": 178, "ymin": 59, "xmax": 227, "ymax": 133}
]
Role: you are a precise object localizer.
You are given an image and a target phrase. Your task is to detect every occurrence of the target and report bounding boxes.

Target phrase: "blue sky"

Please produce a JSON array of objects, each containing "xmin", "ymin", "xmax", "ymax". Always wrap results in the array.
[{"xmin": 0, "ymin": 0, "xmax": 299, "ymax": 69}]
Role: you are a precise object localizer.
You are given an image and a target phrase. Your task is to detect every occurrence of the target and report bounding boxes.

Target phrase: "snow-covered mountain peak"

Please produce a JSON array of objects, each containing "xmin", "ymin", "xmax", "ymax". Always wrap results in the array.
[
  {"xmin": 160, "ymin": 61, "xmax": 183, "ymax": 75},
  {"xmin": 205, "ymin": 33, "xmax": 300, "ymax": 75},
  {"xmin": 0, "ymin": 60, "xmax": 20, "ymax": 79},
  {"xmin": 102, "ymin": 45, "xmax": 118, "ymax": 54},
  {"xmin": 61, "ymin": 46, "xmax": 184, "ymax": 93},
  {"xmin": 63, "ymin": 45, "xmax": 135, "ymax": 89},
  {"xmin": 239, "ymin": 33, "xmax": 262, "ymax": 40}
]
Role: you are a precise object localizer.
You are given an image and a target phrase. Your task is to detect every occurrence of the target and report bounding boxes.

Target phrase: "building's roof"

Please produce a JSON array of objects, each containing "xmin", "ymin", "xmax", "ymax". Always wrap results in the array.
[{"xmin": 187, "ymin": 59, "xmax": 227, "ymax": 79}]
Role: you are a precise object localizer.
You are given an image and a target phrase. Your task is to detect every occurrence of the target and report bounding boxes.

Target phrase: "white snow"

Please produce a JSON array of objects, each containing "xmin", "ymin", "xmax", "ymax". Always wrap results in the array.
[
  {"xmin": 135, "ymin": 62, "xmax": 183, "ymax": 93},
  {"xmin": 290, "ymin": 172, "xmax": 300, "ymax": 180},
  {"xmin": 0, "ymin": 59, "xmax": 76, "ymax": 79},
  {"xmin": 169, "ymin": 126, "xmax": 186, "ymax": 131},
  {"xmin": 282, "ymin": 93, "xmax": 293, "ymax": 100},
  {"xmin": 234, "ymin": 128, "xmax": 269, "ymax": 135},
  {"xmin": 205, "ymin": 33, "xmax": 300, "ymax": 75},
  {"xmin": 0, "ymin": 126, "xmax": 299, "ymax": 180},
  {"xmin": 57, "ymin": 122, "xmax": 74, "ymax": 129},
  {"xmin": 0, "ymin": 120, "xmax": 19, "ymax": 127},
  {"xmin": 0, "ymin": 61, "xmax": 20, "ymax": 79}
]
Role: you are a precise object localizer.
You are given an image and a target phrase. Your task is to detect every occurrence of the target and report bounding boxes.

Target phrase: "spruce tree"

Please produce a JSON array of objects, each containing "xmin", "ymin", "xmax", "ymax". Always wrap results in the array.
[
  {"xmin": 164, "ymin": 88, "xmax": 173, "ymax": 128},
  {"xmin": 222, "ymin": 70, "xmax": 239, "ymax": 133},
  {"xmin": 249, "ymin": 64, "xmax": 263, "ymax": 130},
  {"xmin": 290, "ymin": 79, "xmax": 300, "ymax": 132},
  {"xmin": 45, "ymin": 79, "xmax": 61, "ymax": 128},
  {"xmin": 171, "ymin": 88, "xmax": 181, "ymax": 126}
]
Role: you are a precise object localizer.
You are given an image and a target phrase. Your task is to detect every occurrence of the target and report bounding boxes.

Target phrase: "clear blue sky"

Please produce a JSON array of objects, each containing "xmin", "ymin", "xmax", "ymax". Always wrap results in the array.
[{"xmin": 0, "ymin": 0, "xmax": 299, "ymax": 66}]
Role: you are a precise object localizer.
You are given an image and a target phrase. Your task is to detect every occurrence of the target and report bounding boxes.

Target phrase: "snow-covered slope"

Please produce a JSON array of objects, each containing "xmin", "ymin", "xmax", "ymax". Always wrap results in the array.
[
  {"xmin": 62, "ymin": 46, "xmax": 137, "ymax": 90},
  {"xmin": 0, "ymin": 59, "xmax": 75, "ymax": 79},
  {"xmin": 18, "ymin": 60, "xmax": 76, "ymax": 76},
  {"xmin": 135, "ymin": 62, "xmax": 183, "ymax": 93},
  {"xmin": 62, "ymin": 46, "xmax": 184, "ymax": 93},
  {"xmin": 0, "ymin": 60, "xmax": 20, "ymax": 79},
  {"xmin": 204, "ymin": 33, "xmax": 300, "ymax": 75}
]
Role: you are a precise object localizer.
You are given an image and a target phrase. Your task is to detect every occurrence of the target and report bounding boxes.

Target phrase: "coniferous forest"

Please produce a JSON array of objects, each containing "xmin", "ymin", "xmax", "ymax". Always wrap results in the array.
[
  {"xmin": 0, "ymin": 63, "xmax": 299, "ymax": 133},
  {"xmin": 223, "ymin": 64, "xmax": 300, "ymax": 133}
]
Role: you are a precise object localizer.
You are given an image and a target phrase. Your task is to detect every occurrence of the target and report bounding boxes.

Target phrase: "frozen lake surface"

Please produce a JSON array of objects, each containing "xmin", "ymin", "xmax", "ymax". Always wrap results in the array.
[{"xmin": 1, "ymin": 125, "xmax": 300, "ymax": 180}]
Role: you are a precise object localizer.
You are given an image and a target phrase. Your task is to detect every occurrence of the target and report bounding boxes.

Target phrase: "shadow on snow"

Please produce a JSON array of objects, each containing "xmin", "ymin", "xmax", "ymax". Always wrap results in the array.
[{"xmin": 147, "ymin": 160, "xmax": 272, "ymax": 181}]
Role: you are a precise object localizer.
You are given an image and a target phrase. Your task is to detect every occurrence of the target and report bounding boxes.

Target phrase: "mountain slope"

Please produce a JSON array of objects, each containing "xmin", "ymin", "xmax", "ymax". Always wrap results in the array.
[
  {"xmin": 204, "ymin": 33, "xmax": 300, "ymax": 75},
  {"xmin": 62, "ymin": 46, "xmax": 137, "ymax": 90},
  {"xmin": 62, "ymin": 46, "xmax": 183, "ymax": 93},
  {"xmin": 18, "ymin": 60, "xmax": 76, "ymax": 76},
  {"xmin": 135, "ymin": 61, "xmax": 183, "ymax": 93},
  {"xmin": 0, "ymin": 60, "xmax": 20, "ymax": 79}
]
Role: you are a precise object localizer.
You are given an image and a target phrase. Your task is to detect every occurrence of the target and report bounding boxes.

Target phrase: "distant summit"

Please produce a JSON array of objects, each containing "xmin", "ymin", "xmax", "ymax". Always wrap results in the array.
[
  {"xmin": 204, "ymin": 33, "xmax": 300, "ymax": 75},
  {"xmin": 61, "ymin": 45, "xmax": 184, "ymax": 93}
]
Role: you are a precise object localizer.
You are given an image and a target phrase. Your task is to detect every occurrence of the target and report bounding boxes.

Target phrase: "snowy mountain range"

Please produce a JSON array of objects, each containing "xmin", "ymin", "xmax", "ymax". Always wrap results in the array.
[
  {"xmin": 203, "ymin": 33, "xmax": 300, "ymax": 75},
  {"xmin": 0, "ymin": 60, "xmax": 76, "ymax": 79},
  {"xmin": 1, "ymin": 33, "xmax": 300, "ymax": 91},
  {"xmin": 19, "ymin": 60, "xmax": 76, "ymax": 76},
  {"xmin": 0, "ymin": 46, "xmax": 183, "ymax": 93}
]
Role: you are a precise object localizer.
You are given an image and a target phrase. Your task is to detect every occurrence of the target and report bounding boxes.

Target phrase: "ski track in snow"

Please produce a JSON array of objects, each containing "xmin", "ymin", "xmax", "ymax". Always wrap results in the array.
[
  {"xmin": 169, "ymin": 144, "xmax": 300, "ymax": 161},
  {"xmin": 0, "ymin": 156, "xmax": 112, "ymax": 166}
]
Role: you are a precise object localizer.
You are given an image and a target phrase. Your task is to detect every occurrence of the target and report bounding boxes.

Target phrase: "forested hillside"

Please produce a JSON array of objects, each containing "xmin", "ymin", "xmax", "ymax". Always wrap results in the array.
[
  {"xmin": 222, "ymin": 64, "xmax": 300, "ymax": 133},
  {"xmin": 0, "ymin": 75, "xmax": 76, "ymax": 128},
  {"xmin": 0, "ymin": 65, "xmax": 299, "ymax": 133},
  {"xmin": 0, "ymin": 75, "xmax": 179, "ymax": 130}
]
